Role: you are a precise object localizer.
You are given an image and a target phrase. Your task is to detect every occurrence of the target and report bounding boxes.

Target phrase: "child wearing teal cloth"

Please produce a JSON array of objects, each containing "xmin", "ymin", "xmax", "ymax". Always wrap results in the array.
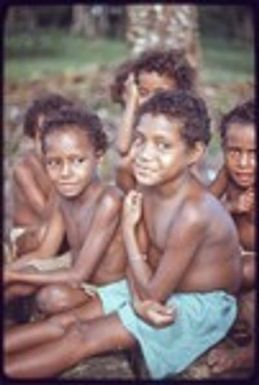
[{"xmin": 97, "ymin": 279, "xmax": 237, "ymax": 379}]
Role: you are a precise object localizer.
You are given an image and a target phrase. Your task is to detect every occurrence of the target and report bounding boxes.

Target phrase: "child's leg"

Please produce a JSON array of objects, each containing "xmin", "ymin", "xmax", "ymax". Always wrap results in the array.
[
  {"xmin": 4, "ymin": 283, "xmax": 36, "ymax": 303},
  {"xmin": 35, "ymin": 283, "xmax": 90, "ymax": 315},
  {"xmin": 207, "ymin": 343, "xmax": 254, "ymax": 373},
  {"xmin": 5, "ymin": 295, "xmax": 104, "ymax": 354},
  {"xmin": 241, "ymin": 253, "xmax": 255, "ymax": 291},
  {"xmin": 5, "ymin": 313, "xmax": 136, "ymax": 379},
  {"xmin": 207, "ymin": 289, "xmax": 255, "ymax": 374}
]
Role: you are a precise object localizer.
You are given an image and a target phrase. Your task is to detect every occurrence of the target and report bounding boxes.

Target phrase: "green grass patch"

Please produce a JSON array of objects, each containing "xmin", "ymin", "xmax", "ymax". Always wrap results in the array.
[
  {"xmin": 4, "ymin": 29, "xmax": 254, "ymax": 87},
  {"xmin": 200, "ymin": 36, "xmax": 254, "ymax": 84},
  {"xmin": 4, "ymin": 29, "xmax": 130, "ymax": 83}
]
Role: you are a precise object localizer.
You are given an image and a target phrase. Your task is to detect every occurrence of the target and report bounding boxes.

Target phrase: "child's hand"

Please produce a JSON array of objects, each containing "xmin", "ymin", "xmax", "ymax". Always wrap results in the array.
[
  {"xmin": 125, "ymin": 73, "xmax": 139, "ymax": 107},
  {"xmin": 123, "ymin": 190, "xmax": 143, "ymax": 228},
  {"xmin": 232, "ymin": 188, "xmax": 254, "ymax": 213},
  {"xmin": 133, "ymin": 299, "xmax": 177, "ymax": 327}
]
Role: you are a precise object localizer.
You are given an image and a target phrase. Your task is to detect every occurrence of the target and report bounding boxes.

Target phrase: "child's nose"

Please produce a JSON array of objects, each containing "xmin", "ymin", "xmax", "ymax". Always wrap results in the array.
[
  {"xmin": 239, "ymin": 152, "xmax": 250, "ymax": 167},
  {"xmin": 60, "ymin": 161, "xmax": 71, "ymax": 177},
  {"xmin": 140, "ymin": 143, "xmax": 155, "ymax": 160}
]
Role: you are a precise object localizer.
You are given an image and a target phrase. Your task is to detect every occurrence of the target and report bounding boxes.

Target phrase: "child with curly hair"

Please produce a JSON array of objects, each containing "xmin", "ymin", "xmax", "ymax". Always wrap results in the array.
[
  {"xmin": 4, "ymin": 91, "xmax": 241, "ymax": 379},
  {"xmin": 10, "ymin": 93, "xmax": 73, "ymax": 258},
  {"xmin": 111, "ymin": 48, "xmax": 197, "ymax": 191},
  {"xmin": 5, "ymin": 105, "xmax": 127, "ymax": 311},
  {"xmin": 207, "ymin": 100, "xmax": 255, "ymax": 375}
]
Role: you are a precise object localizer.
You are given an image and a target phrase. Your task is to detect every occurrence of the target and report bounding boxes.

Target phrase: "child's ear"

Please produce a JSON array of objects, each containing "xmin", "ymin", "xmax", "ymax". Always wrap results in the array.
[{"xmin": 188, "ymin": 141, "xmax": 206, "ymax": 166}]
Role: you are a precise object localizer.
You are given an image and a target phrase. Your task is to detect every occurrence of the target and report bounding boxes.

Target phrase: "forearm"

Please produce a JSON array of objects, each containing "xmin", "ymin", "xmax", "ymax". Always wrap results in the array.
[
  {"xmin": 5, "ymin": 268, "xmax": 79, "ymax": 287},
  {"xmin": 116, "ymin": 101, "xmax": 137, "ymax": 155},
  {"xmin": 124, "ymin": 228, "xmax": 153, "ymax": 299},
  {"xmin": 7, "ymin": 250, "xmax": 51, "ymax": 270}
]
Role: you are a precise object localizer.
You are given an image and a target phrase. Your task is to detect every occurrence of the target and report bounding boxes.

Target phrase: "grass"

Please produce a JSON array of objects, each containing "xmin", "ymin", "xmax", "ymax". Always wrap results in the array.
[
  {"xmin": 4, "ymin": 28, "xmax": 254, "ymax": 86},
  {"xmin": 4, "ymin": 29, "xmax": 130, "ymax": 83},
  {"xmin": 200, "ymin": 36, "xmax": 254, "ymax": 84}
]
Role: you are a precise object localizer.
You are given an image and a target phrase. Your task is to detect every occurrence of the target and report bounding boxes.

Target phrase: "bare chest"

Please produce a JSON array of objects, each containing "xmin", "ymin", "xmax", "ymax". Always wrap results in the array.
[
  {"xmin": 62, "ymin": 203, "xmax": 96, "ymax": 251},
  {"xmin": 144, "ymin": 200, "xmax": 178, "ymax": 250}
]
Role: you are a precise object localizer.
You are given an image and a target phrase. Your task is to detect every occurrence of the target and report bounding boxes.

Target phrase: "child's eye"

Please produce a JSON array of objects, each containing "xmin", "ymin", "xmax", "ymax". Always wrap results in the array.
[
  {"xmin": 46, "ymin": 159, "xmax": 60, "ymax": 167},
  {"xmin": 228, "ymin": 148, "xmax": 240, "ymax": 158},
  {"xmin": 157, "ymin": 142, "xmax": 171, "ymax": 151},
  {"xmin": 73, "ymin": 157, "xmax": 86, "ymax": 165}
]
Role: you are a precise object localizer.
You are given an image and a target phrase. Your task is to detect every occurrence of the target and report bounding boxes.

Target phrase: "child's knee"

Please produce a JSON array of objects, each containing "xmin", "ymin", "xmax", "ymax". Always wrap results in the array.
[
  {"xmin": 36, "ymin": 285, "xmax": 71, "ymax": 315},
  {"xmin": 242, "ymin": 256, "xmax": 255, "ymax": 289}
]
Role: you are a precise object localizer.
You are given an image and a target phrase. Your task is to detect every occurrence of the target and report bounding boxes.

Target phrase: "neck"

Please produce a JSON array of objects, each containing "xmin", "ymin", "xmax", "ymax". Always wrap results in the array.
[{"xmin": 150, "ymin": 172, "xmax": 191, "ymax": 199}]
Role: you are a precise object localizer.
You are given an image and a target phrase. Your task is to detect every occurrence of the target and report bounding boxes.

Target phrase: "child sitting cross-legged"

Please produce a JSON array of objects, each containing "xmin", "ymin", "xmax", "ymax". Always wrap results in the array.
[{"xmin": 4, "ymin": 105, "xmax": 127, "ymax": 314}]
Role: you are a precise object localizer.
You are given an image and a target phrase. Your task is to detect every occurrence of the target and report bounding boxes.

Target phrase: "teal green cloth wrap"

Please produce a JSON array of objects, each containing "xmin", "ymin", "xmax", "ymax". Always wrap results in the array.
[{"xmin": 97, "ymin": 279, "xmax": 237, "ymax": 379}]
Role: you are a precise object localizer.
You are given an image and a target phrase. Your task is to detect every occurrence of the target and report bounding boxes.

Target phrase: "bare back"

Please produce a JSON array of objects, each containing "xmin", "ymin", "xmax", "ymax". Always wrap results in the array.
[{"xmin": 13, "ymin": 151, "xmax": 55, "ymax": 226}]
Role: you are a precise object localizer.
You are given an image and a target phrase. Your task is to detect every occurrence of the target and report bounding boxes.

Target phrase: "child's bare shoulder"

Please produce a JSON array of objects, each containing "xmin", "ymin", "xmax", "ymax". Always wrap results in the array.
[
  {"xmin": 98, "ymin": 184, "xmax": 124, "ymax": 212},
  {"xmin": 181, "ymin": 185, "xmax": 226, "ymax": 228}
]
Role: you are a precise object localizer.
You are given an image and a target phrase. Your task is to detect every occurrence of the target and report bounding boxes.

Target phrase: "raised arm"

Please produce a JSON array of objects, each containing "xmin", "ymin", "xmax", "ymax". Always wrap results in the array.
[
  {"xmin": 115, "ymin": 150, "xmax": 137, "ymax": 192},
  {"xmin": 115, "ymin": 74, "xmax": 139, "ymax": 156},
  {"xmin": 123, "ymin": 191, "xmax": 205, "ymax": 302}
]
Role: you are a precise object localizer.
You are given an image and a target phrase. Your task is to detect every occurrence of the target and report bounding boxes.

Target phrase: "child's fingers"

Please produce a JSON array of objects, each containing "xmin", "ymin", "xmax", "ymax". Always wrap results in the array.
[
  {"xmin": 147, "ymin": 309, "xmax": 175, "ymax": 327},
  {"xmin": 153, "ymin": 302, "xmax": 177, "ymax": 317}
]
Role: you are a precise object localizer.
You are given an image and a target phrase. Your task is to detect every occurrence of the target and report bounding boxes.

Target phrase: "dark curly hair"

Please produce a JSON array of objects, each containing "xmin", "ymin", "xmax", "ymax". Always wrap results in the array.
[
  {"xmin": 134, "ymin": 49, "xmax": 196, "ymax": 91},
  {"xmin": 24, "ymin": 93, "xmax": 73, "ymax": 138},
  {"xmin": 111, "ymin": 49, "xmax": 196, "ymax": 106},
  {"xmin": 41, "ymin": 105, "xmax": 107, "ymax": 155},
  {"xmin": 134, "ymin": 90, "xmax": 211, "ymax": 146},
  {"xmin": 220, "ymin": 99, "xmax": 254, "ymax": 142}
]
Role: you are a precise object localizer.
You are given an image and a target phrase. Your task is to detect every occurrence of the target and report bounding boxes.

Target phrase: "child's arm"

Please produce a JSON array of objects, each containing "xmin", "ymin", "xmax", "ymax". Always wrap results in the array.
[
  {"xmin": 5, "ymin": 188, "xmax": 123, "ymax": 288},
  {"xmin": 209, "ymin": 165, "xmax": 228, "ymax": 198},
  {"xmin": 115, "ymin": 74, "xmax": 139, "ymax": 155},
  {"xmin": 115, "ymin": 150, "xmax": 136, "ymax": 192},
  {"xmin": 6, "ymin": 208, "xmax": 65, "ymax": 271},
  {"xmin": 127, "ymin": 268, "xmax": 176, "ymax": 327},
  {"xmin": 226, "ymin": 187, "xmax": 254, "ymax": 214},
  {"xmin": 13, "ymin": 160, "xmax": 48, "ymax": 217},
  {"xmin": 123, "ymin": 190, "xmax": 205, "ymax": 302}
]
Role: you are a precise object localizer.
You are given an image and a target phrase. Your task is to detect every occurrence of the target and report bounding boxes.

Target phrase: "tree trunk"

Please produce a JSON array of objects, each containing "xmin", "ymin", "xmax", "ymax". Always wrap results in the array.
[
  {"xmin": 6, "ymin": 6, "xmax": 36, "ymax": 32},
  {"xmin": 70, "ymin": 5, "xmax": 96, "ymax": 38},
  {"xmin": 126, "ymin": 4, "xmax": 201, "ymax": 70}
]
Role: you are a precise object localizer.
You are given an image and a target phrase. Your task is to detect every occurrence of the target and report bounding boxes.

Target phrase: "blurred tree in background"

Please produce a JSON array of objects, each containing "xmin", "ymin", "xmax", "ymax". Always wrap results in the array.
[
  {"xmin": 5, "ymin": 5, "xmax": 253, "ymax": 43},
  {"xmin": 126, "ymin": 5, "xmax": 200, "ymax": 70}
]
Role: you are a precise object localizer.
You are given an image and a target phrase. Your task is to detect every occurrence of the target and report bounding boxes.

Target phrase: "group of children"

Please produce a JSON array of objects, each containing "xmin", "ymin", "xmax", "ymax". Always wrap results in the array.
[{"xmin": 4, "ymin": 48, "xmax": 255, "ymax": 379}]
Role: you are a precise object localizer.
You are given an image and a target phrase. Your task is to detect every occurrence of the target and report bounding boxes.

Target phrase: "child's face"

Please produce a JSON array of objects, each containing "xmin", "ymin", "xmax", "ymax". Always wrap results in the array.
[
  {"xmin": 224, "ymin": 122, "xmax": 255, "ymax": 189},
  {"xmin": 43, "ymin": 127, "xmax": 98, "ymax": 199},
  {"xmin": 132, "ymin": 113, "xmax": 192, "ymax": 187},
  {"xmin": 137, "ymin": 71, "xmax": 176, "ymax": 105}
]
